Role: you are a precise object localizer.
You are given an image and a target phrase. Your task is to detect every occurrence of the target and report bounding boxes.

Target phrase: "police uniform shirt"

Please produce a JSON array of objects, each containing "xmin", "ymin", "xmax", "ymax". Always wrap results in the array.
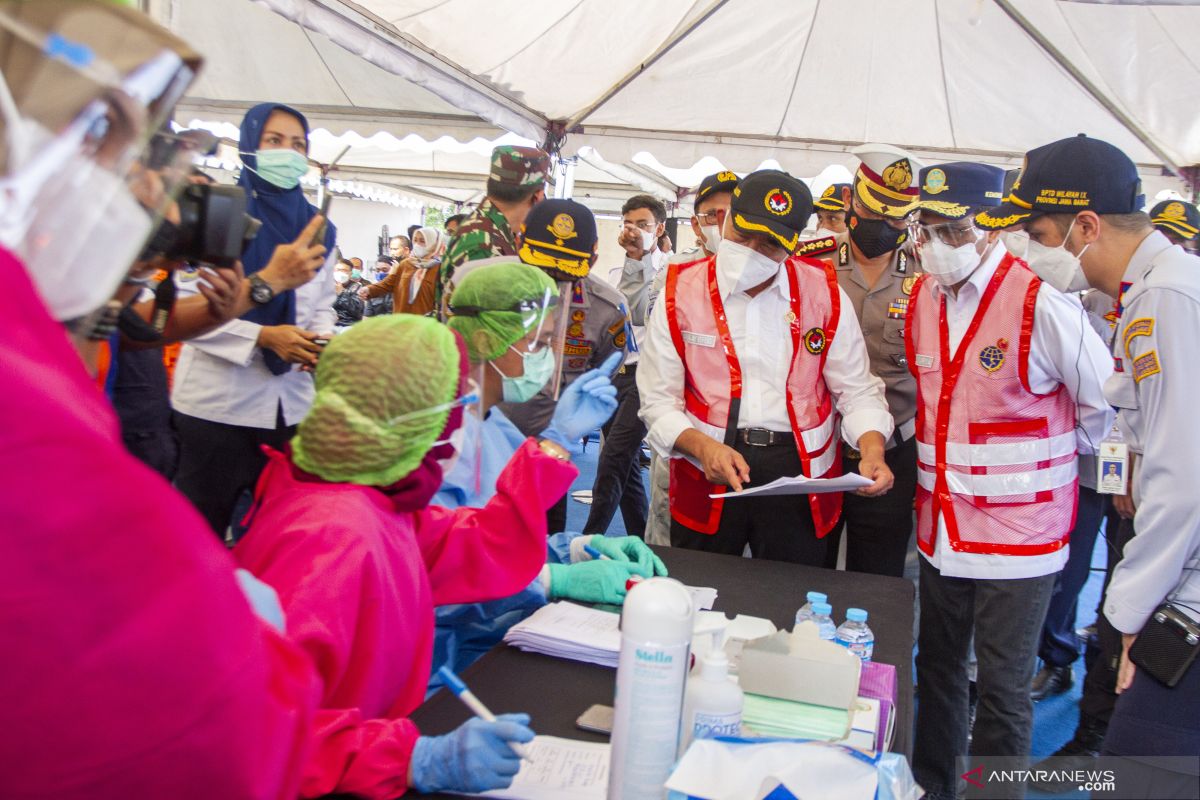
[
  {"xmin": 917, "ymin": 244, "xmax": 1114, "ymax": 580},
  {"xmin": 826, "ymin": 232, "xmax": 919, "ymax": 433},
  {"xmin": 612, "ymin": 250, "xmax": 667, "ymax": 366},
  {"xmin": 1101, "ymin": 230, "xmax": 1200, "ymax": 634},
  {"xmin": 498, "ymin": 273, "xmax": 627, "ymax": 437}
]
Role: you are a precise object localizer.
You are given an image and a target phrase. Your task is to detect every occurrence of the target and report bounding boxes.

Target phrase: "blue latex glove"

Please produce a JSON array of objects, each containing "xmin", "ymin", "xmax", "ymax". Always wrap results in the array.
[
  {"xmin": 547, "ymin": 560, "xmax": 640, "ymax": 605},
  {"xmin": 541, "ymin": 352, "xmax": 622, "ymax": 453},
  {"xmin": 586, "ymin": 535, "xmax": 669, "ymax": 578},
  {"xmin": 234, "ymin": 568, "xmax": 286, "ymax": 633},
  {"xmin": 409, "ymin": 714, "xmax": 535, "ymax": 794}
]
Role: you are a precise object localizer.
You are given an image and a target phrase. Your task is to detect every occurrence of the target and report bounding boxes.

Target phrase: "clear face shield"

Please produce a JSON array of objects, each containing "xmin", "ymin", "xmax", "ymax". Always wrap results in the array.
[
  {"xmin": 0, "ymin": 0, "xmax": 200, "ymax": 321},
  {"xmin": 488, "ymin": 283, "xmax": 569, "ymax": 401}
]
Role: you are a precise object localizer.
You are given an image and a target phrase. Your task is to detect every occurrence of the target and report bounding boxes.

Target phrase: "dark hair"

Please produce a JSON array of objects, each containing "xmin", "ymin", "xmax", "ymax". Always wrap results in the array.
[
  {"xmin": 1044, "ymin": 211, "xmax": 1152, "ymax": 236},
  {"xmin": 622, "ymin": 194, "xmax": 667, "ymax": 223},
  {"xmin": 486, "ymin": 180, "xmax": 543, "ymax": 204},
  {"xmin": 407, "ymin": 224, "xmax": 421, "ymax": 240},
  {"xmin": 446, "ymin": 213, "xmax": 467, "ymax": 229},
  {"xmin": 375, "ymin": 255, "xmax": 396, "ymax": 266}
]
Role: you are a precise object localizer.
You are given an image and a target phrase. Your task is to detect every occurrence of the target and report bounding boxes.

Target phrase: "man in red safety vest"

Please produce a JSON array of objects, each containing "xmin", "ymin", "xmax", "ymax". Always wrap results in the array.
[
  {"xmin": 906, "ymin": 161, "xmax": 1114, "ymax": 800},
  {"xmin": 637, "ymin": 169, "xmax": 894, "ymax": 565}
]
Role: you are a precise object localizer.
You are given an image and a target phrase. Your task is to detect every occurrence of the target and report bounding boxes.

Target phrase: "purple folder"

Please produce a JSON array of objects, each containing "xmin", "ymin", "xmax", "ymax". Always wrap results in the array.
[{"xmin": 859, "ymin": 660, "xmax": 898, "ymax": 751}]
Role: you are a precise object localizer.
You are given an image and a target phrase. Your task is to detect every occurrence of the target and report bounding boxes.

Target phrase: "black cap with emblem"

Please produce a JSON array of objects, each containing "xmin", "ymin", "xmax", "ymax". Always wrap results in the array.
[
  {"xmin": 696, "ymin": 170, "xmax": 739, "ymax": 204},
  {"xmin": 518, "ymin": 198, "xmax": 598, "ymax": 281},
  {"xmin": 729, "ymin": 169, "xmax": 813, "ymax": 253}
]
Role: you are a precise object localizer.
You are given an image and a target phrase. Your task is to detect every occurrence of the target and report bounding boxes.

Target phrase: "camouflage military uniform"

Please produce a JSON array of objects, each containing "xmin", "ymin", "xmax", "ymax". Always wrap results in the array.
[
  {"xmin": 437, "ymin": 144, "xmax": 549, "ymax": 313},
  {"xmin": 438, "ymin": 199, "xmax": 516, "ymax": 309}
]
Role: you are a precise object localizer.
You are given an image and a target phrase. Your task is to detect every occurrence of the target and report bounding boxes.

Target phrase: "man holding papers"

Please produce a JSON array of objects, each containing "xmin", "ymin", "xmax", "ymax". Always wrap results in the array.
[{"xmin": 638, "ymin": 170, "xmax": 894, "ymax": 565}]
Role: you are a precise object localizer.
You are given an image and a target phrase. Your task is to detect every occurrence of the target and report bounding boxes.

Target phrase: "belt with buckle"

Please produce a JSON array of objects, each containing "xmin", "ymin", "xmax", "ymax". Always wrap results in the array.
[{"xmin": 736, "ymin": 428, "xmax": 792, "ymax": 447}]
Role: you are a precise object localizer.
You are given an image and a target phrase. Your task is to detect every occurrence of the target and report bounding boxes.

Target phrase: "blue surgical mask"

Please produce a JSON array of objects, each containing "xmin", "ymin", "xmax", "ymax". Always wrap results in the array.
[
  {"xmin": 247, "ymin": 148, "xmax": 309, "ymax": 190},
  {"xmin": 492, "ymin": 345, "xmax": 555, "ymax": 403}
]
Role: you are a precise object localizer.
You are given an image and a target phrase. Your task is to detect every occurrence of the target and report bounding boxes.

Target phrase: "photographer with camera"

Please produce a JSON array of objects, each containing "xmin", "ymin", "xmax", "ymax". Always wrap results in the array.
[
  {"xmin": 171, "ymin": 102, "xmax": 338, "ymax": 540},
  {"xmin": 0, "ymin": 3, "xmax": 322, "ymax": 797}
]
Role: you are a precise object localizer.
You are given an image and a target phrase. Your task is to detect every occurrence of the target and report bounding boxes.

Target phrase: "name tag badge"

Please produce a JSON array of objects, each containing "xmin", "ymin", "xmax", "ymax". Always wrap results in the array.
[
  {"xmin": 915, "ymin": 354, "xmax": 934, "ymax": 368},
  {"xmin": 1097, "ymin": 438, "xmax": 1129, "ymax": 496},
  {"xmin": 682, "ymin": 331, "xmax": 717, "ymax": 348}
]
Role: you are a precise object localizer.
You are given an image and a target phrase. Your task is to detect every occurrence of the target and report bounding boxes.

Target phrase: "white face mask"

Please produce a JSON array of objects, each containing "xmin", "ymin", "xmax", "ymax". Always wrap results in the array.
[
  {"xmin": 640, "ymin": 228, "xmax": 657, "ymax": 252},
  {"xmin": 919, "ymin": 236, "xmax": 984, "ymax": 288},
  {"xmin": 334, "ymin": 272, "xmax": 350, "ymax": 285},
  {"xmin": 700, "ymin": 224, "xmax": 722, "ymax": 255},
  {"xmin": 718, "ymin": 238, "xmax": 781, "ymax": 291},
  {"xmin": 814, "ymin": 226, "xmax": 838, "ymax": 239},
  {"xmin": 434, "ymin": 424, "xmax": 466, "ymax": 475},
  {"xmin": 1004, "ymin": 222, "xmax": 1091, "ymax": 293}
]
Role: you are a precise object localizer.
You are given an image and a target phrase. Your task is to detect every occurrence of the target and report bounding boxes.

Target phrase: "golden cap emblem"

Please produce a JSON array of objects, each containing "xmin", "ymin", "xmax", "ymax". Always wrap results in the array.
[
  {"xmin": 548, "ymin": 212, "xmax": 576, "ymax": 243},
  {"xmin": 882, "ymin": 159, "xmax": 913, "ymax": 192}
]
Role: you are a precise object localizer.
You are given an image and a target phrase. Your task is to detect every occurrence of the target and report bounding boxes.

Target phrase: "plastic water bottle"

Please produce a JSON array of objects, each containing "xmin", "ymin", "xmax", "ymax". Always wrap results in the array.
[
  {"xmin": 793, "ymin": 591, "xmax": 828, "ymax": 627},
  {"xmin": 835, "ymin": 608, "xmax": 875, "ymax": 661},
  {"xmin": 811, "ymin": 601, "xmax": 837, "ymax": 641}
]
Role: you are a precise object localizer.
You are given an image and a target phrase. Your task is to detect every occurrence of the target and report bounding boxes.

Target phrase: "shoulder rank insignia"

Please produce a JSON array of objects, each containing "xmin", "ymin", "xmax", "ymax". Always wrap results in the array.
[
  {"xmin": 796, "ymin": 235, "xmax": 837, "ymax": 259},
  {"xmin": 895, "ymin": 251, "xmax": 908, "ymax": 275},
  {"xmin": 838, "ymin": 241, "xmax": 850, "ymax": 267}
]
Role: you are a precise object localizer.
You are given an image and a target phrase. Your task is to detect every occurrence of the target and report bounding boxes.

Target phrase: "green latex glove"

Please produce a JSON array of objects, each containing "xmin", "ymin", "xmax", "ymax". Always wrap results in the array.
[
  {"xmin": 547, "ymin": 560, "xmax": 640, "ymax": 605},
  {"xmin": 587, "ymin": 535, "xmax": 669, "ymax": 578}
]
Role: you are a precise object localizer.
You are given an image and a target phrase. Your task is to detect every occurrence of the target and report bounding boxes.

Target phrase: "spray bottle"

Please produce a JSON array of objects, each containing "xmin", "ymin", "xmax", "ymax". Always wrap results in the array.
[
  {"xmin": 678, "ymin": 627, "xmax": 743, "ymax": 756},
  {"xmin": 607, "ymin": 577, "xmax": 695, "ymax": 800}
]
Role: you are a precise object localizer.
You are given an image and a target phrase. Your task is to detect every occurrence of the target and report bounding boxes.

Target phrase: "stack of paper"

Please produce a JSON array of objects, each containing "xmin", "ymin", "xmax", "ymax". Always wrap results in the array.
[
  {"xmin": 472, "ymin": 737, "xmax": 610, "ymax": 799},
  {"xmin": 504, "ymin": 602, "xmax": 622, "ymax": 666},
  {"xmin": 709, "ymin": 472, "xmax": 872, "ymax": 499},
  {"xmin": 504, "ymin": 592, "xmax": 720, "ymax": 667}
]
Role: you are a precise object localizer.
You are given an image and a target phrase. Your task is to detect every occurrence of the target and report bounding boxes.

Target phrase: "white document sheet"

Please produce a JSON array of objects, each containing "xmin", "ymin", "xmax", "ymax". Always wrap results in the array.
[
  {"xmin": 709, "ymin": 472, "xmax": 872, "ymax": 499},
  {"xmin": 469, "ymin": 737, "xmax": 610, "ymax": 800}
]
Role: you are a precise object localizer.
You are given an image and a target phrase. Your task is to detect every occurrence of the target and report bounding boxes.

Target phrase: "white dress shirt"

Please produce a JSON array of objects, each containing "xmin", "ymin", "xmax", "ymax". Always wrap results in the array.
[
  {"xmin": 611, "ymin": 250, "xmax": 667, "ymax": 367},
  {"xmin": 171, "ymin": 258, "xmax": 337, "ymax": 430},
  {"xmin": 638, "ymin": 252, "xmax": 893, "ymax": 459},
  {"xmin": 922, "ymin": 245, "xmax": 1115, "ymax": 580}
]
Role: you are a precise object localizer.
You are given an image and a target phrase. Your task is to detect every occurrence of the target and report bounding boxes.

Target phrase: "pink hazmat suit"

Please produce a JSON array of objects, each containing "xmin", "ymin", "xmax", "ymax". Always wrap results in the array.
[{"xmin": 235, "ymin": 441, "xmax": 575, "ymax": 799}]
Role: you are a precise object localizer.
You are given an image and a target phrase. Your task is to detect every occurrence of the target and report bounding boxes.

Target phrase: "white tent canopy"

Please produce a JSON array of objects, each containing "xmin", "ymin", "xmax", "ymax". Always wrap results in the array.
[{"xmin": 154, "ymin": 0, "xmax": 1199, "ymax": 202}]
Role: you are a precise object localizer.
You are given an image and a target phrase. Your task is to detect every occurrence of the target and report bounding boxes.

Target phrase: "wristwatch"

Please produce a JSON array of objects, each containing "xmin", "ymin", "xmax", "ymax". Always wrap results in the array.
[
  {"xmin": 248, "ymin": 273, "xmax": 275, "ymax": 306},
  {"xmin": 536, "ymin": 438, "xmax": 571, "ymax": 462}
]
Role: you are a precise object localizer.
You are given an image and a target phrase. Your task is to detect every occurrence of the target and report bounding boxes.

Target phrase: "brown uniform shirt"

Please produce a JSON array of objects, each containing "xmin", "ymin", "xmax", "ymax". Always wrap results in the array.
[{"xmin": 800, "ymin": 232, "xmax": 918, "ymax": 428}]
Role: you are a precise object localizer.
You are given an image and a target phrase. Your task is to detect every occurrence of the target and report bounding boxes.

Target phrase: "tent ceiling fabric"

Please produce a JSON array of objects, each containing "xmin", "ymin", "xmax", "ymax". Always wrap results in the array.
[{"xmin": 246, "ymin": 0, "xmax": 1198, "ymax": 176}]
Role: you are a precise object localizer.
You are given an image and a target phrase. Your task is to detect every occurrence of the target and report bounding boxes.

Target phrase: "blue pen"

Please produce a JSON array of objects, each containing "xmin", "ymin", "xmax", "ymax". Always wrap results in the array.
[
  {"xmin": 583, "ymin": 544, "xmax": 609, "ymax": 561},
  {"xmin": 436, "ymin": 666, "xmax": 534, "ymax": 761}
]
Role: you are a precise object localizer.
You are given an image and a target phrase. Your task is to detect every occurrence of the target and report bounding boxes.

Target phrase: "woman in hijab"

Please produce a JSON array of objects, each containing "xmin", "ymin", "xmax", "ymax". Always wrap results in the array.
[
  {"xmin": 361, "ymin": 225, "xmax": 446, "ymax": 316},
  {"xmin": 233, "ymin": 312, "xmax": 616, "ymax": 797},
  {"xmin": 172, "ymin": 103, "xmax": 338, "ymax": 539}
]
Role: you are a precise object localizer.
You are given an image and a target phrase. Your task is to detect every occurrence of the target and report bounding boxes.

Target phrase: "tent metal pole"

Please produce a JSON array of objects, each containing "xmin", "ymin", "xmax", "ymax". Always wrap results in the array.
[
  {"xmin": 565, "ymin": 0, "xmax": 732, "ymax": 130},
  {"xmin": 991, "ymin": 0, "xmax": 1182, "ymax": 175}
]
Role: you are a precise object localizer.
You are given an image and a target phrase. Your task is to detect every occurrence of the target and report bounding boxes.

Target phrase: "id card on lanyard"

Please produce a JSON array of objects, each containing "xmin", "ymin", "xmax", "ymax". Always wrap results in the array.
[{"xmin": 1097, "ymin": 424, "xmax": 1129, "ymax": 495}]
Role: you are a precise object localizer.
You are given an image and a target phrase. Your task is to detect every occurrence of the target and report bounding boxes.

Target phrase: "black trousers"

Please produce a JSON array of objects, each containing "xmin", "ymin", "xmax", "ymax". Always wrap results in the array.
[
  {"xmin": 174, "ymin": 409, "xmax": 296, "ymax": 539},
  {"xmin": 583, "ymin": 365, "xmax": 648, "ymax": 536},
  {"xmin": 913, "ymin": 558, "xmax": 1056, "ymax": 799},
  {"xmin": 671, "ymin": 438, "xmax": 827, "ymax": 566},
  {"xmin": 1080, "ymin": 516, "xmax": 1137, "ymax": 726},
  {"xmin": 825, "ymin": 436, "xmax": 918, "ymax": 576}
]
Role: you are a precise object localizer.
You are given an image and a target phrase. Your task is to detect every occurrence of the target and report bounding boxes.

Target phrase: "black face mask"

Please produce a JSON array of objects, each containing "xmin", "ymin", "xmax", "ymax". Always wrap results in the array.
[{"xmin": 848, "ymin": 208, "xmax": 908, "ymax": 259}]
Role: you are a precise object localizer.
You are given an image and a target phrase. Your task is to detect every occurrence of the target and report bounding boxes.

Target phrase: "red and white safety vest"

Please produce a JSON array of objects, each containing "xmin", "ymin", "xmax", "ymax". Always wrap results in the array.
[
  {"xmin": 904, "ymin": 254, "xmax": 1078, "ymax": 557},
  {"xmin": 663, "ymin": 253, "xmax": 844, "ymax": 537}
]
